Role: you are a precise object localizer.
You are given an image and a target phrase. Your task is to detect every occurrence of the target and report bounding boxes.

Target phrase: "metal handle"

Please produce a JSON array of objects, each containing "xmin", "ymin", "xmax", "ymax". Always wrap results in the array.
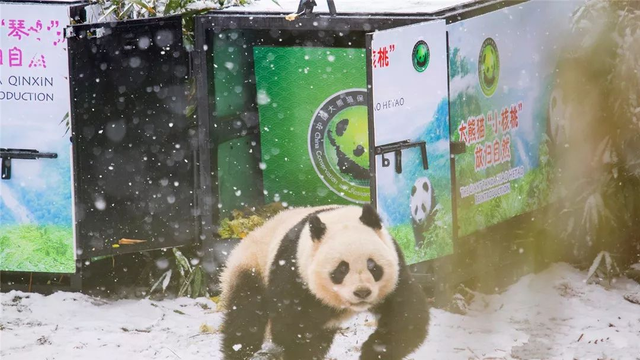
[
  {"xmin": 0, "ymin": 148, "xmax": 58, "ymax": 180},
  {"xmin": 375, "ymin": 140, "xmax": 428, "ymax": 174}
]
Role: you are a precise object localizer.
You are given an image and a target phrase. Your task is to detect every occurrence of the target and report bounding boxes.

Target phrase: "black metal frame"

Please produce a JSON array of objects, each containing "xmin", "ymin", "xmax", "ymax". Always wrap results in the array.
[
  {"xmin": 192, "ymin": 0, "xmax": 523, "ymax": 266},
  {"xmin": 66, "ymin": 16, "xmax": 197, "ymax": 262},
  {"xmin": 192, "ymin": 13, "xmax": 430, "ymax": 242}
]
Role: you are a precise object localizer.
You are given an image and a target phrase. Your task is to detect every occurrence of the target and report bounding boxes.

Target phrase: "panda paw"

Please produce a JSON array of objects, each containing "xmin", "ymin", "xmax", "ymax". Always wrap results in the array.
[
  {"xmin": 360, "ymin": 338, "xmax": 395, "ymax": 360},
  {"xmin": 250, "ymin": 343, "xmax": 284, "ymax": 360}
]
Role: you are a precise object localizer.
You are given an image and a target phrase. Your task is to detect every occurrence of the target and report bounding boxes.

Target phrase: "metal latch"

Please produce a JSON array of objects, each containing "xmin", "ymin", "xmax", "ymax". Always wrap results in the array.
[
  {"xmin": 0, "ymin": 148, "xmax": 58, "ymax": 180},
  {"xmin": 64, "ymin": 27, "xmax": 76, "ymax": 38},
  {"xmin": 86, "ymin": 27, "xmax": 108, "ymax": 39},
  {"xmin": 375, "ymin": 140, "xmax": 428, "ymax": 174}
]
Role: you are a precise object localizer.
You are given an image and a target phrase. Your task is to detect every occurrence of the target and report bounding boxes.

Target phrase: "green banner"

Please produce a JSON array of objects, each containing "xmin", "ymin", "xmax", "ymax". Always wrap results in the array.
[{"xmin": 254, "ymin": 47, "xmax": 370, "ymax": 206}]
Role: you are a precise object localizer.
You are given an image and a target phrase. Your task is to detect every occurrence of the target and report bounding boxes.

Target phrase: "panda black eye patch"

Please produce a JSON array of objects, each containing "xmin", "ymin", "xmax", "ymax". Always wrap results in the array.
[
  {"xmin": 330, "ymin": 261, "xmax": 350, "ymax": 285},
  {"xmin": 422, "ymin": 181, "xmax": 430, "ymax": 192},
  {"xmin": 367, "ymin": 258, "xmax": 384, "ymax": 282}
]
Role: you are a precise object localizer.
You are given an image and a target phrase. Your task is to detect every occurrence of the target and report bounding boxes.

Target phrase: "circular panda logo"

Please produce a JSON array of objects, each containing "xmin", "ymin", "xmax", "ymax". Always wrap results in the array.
[
  {"xmin": 478, "ymin": 37, "xmax": 500, "ymax": 97},
  {"xmin": 308, "ymin": 89, "xmax": 370, "ymax": 204},
  {"xmin": 412, "ymin": 40, "xmax": 430, "ymax": 73}
]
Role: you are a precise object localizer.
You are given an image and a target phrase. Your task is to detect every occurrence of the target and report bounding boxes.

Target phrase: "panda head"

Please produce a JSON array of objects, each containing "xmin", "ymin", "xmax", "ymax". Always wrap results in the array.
[
  {"xmin": 297, "ymin": 205, "xmax": 400, "ymax": 312},
  {"xmin": 410, "ymin": 177, "xmax": 434, "ymax": 223}
]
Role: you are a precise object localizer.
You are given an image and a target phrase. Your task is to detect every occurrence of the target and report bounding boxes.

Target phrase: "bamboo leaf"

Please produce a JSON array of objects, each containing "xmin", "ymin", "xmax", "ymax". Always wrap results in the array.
[
  {"xmin": 587, "ymin": 251, "xmax": 604, "ymax": 283},
  {"xmin": 163, "ymin": 0, "xmax": 182, "ymax": 15},
  {"xmin": 178, "ymin": 268, "xmax": 195, "ymax": 297},
  {"xmin": 127, "ymin": 0, "xmax": 157, "ymax": 14},
  {"xmin": 162, "ymin": 269, "xmax": 173, "ymax": 292},
  {"xmin": 173, "ymin": 248, "xmax": 192, "ymax": 273},
  {"xmin": 99, "ymin": 5, "xmax": 118, "ymax": 22},
  {"xmin": 149, "ymin": 269, "xmax": 172, "ymax": 295},
  {"xmin": 191, "ymin": 266, "xmax": 203, "ymax": 298},
  {"xmin": 185, "ymin": 104, "xmax": 197, "ymax": 118},
  {"xmin": 120, "ymin": 3, "xmax": 135, "ymax": 20},
  {"xmin": 59, "ymin": 112, "xmax": 69, "ymax": 125}
]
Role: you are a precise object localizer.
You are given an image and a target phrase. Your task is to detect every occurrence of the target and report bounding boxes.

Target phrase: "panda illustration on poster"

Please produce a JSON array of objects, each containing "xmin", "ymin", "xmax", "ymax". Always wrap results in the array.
[
  {"xmin": 410, "ymin": 177, "xmax": 438, "ymax": 249},
  {"xmin": 327, "ymin": 117, "xmax": 369, "ymax": 181}
]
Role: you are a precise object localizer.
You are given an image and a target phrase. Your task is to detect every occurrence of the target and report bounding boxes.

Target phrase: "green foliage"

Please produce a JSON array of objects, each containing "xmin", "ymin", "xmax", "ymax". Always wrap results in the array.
[
  {"xmin": 449, "ymin": 47, "xmax": 472, "ymax": 79},
  {"xmin": 218, "ymin": 202, "xmax": 285, "ymax": 239},
  {"xmin": 93, "ymin": 0, "xmax": 257, "ymax": 21},
  {"xmin": 0, "ymin": 225, "xmax": 74, "ymax": 273},
  {"xmin": 544, "ymin": 0, "xmax": 640, "ymax": 267},
  {"xmin": 59, "ymin": 112, "xmax": 70, "ymax": 137},
  {"xmin": 147, "ymin": 248, "xmax": 209, "ymax": 298}
]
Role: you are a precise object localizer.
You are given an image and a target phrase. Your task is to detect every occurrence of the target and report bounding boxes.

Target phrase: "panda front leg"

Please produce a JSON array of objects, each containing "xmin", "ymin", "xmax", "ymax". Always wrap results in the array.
[
  {"xmin": 360, "ymin": 263, "xmax": 430, "ymax": 359},
  {"xmin": 270, "ymin": 314, "xmax": 337, "ymax": 360},
  {"xmin": 221, "ymin": 270, "xmax": 269, "ymax": 360},
  {"xmin": 411, "ymin": 218, "xmax": 426, "ymax": 250}
]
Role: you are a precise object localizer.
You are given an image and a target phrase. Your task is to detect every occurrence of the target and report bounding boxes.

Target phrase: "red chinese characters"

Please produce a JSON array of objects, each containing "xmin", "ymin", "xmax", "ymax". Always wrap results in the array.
[
  {"xmin": 467, "ymin": 117, "xmax": 477, "ymax": 143},
  {"xmin": 458, "ymin": 121, "xmax": 468, "ymax": 144},
  {"xmin": 467, "ymin": 102, "xmax": 523, "ymax": 172},
  {"xmin": 477, "ymin": 115, "xmax": 486, "ymax": 142},
  {"xmin": 474, "ymin": 144, "xmax": 485, "ymax": 171},
  {"xmin": 372, "ymin": 44, "xmax": 395, "ymax": 69}
]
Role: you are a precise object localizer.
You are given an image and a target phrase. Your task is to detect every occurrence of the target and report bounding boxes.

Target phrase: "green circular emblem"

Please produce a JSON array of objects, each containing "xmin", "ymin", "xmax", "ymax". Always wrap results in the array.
[
  {"xmin": 308, "ymin": 89, "xmax": 370, "ymax": 203},
  {"xmin": 478, "ymin": 37, "xmax": 500, "ymax": 97},
  {"xmin": 412, "ymin": 40, "xmax": 430, "ymax": 72}
]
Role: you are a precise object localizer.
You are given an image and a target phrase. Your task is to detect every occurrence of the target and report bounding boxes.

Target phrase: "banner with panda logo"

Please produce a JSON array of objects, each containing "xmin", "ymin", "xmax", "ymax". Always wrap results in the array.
[
  {"xmin": 254, "ymin": 47, "xmax": 370, "ymax": 207},
  {"xmin": 448, "ymin": 0, "xmax": 579, "ymax": 237},
  {"xmin": 369, "ymin": 20, "xmax": 454, "ymax": 264}
]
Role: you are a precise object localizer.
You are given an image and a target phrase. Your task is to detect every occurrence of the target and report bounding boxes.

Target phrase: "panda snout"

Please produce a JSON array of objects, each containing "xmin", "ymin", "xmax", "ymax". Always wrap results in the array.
[{"xmin": 353, "ymin": 287, "xmax": 372, "ymax": 299}]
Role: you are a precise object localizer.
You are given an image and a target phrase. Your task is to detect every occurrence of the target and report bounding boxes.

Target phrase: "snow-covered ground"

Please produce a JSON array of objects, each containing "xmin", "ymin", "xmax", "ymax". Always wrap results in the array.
[{"xmin": 2, "ymin": 263, "xmax": 639, "ymax": 360}]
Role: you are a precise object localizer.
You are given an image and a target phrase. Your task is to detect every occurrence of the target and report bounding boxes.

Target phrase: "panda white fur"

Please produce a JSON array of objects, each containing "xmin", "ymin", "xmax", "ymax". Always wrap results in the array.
[
  {"xmin": 220, "ymin": 204, "xmax": 430, "ymax": 360},
  {"xmin": 410, "ymin": 177, "xmax": 437, "ymax": 249}
]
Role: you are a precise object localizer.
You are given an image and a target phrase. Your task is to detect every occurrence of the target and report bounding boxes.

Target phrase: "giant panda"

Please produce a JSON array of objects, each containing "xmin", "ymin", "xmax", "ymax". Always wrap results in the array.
[
  {"xmin": 409, "ymin": 177, "xmax": 438, "ymax": 250},
  {"xmin": 219, "ymin": 204, "xmax": 430, "ymax": 360}
]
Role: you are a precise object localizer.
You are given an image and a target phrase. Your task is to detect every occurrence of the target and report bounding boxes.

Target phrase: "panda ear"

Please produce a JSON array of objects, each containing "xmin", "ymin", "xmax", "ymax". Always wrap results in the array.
[
  {"xmin": 360, "ymin": 204, "xmax": 382, "ymax": 230},
  {"xmin": 308, "ymin": 215, "xmax": 326, "ymax": 242}
]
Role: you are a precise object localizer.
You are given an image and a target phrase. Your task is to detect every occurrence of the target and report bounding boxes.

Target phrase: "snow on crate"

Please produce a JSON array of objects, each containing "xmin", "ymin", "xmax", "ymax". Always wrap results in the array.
[
  {"xmin": 225, "ymin": 0, "xmax": 475, "ymax": 14},
  {"xmin": 1, "ymin": 263, "xmax": 640, "ymax": 359}
]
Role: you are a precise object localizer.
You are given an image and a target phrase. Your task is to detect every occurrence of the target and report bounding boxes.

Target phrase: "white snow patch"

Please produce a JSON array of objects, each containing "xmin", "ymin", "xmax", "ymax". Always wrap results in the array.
[{"xmin": 1, "ymin": 263, "xmax": 639, "ymax": 359}]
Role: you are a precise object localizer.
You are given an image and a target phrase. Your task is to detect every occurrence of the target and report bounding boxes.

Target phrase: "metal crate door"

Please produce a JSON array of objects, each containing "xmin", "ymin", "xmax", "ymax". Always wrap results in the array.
[
  {"xmin": 67, "ymin": 17, "xmax": 198, "ymax": 258},
  {"xmin": 367, "ymin": 21, "xmax": 454, "ymax": 265}
]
